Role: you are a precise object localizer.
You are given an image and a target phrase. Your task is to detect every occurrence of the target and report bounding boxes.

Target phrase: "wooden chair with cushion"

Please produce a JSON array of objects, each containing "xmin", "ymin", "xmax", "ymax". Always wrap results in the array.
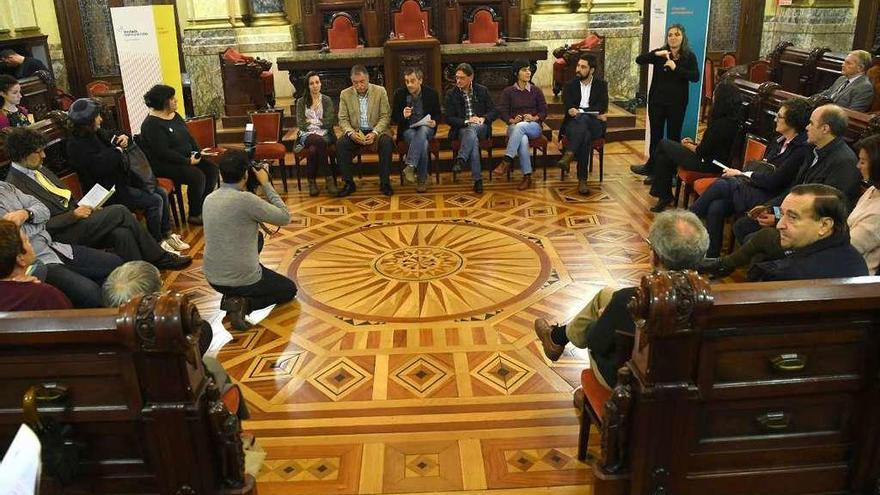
[
  {"xmin": 248, "ymin": 109, "xmax": 287, "ymax": 191},
  {"xmin": 867, "ymin": 60, "xmax": 880, "ymax": 113},
  {"xmin": 720, "ymin": 52, "xmax": 737, "ymax": 70},
  {"xmin": 557, "ymin": 136, "xmax": 606, "ymax": 182},
  {"xmin": 326, "ymin": 12, "xmax": 364, "ymax": 50},
  {"xmin": 185, "ymin": 114, "xmax": 227, "ymax": 160},
  {"xmin": 393, "ymin": 0, "xmax": 431, "ymax": 39},
  {"xmin": 462, "ymin": 7, "xmax": 500, "ymax": 44},
  {"xmin": 693, "ymin": 133, "xmax": 768, "ymax": 197},
  {"xmin": 451, "ymin": 137, "xmax": 494, "ymax": 181},
  {"xmin": 85, "ymin": 80, "xmax": 112, "ymax": 97},
  {"xmin": 552, "ymin": 34, "xmax": 605, "ymax": 97},
  {"xmin": 396, "ymin": 137, "xmax": 441, "ymax": 184},
  {"xmin": 748, "ymin": 59, "xmax": 771, "ymax": 84}
]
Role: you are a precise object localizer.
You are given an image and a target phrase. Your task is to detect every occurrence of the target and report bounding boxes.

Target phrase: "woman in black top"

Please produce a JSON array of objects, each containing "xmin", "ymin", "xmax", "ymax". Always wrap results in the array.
[
  {"xmin": 643, "ymin": 81, "xmax": 741, "ymax": 212},
  {"xmin": 634, "ymin": 24, "xmax": 700, "ymax": 168},
  {"xmin": 139, "ymin": 84, "xmax": 218, "ymax": 224}
]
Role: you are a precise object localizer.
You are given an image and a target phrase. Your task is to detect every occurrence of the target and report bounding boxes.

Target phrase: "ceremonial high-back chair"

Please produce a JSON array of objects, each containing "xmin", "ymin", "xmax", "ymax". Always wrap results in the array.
[
  {"xmin": 463, "ymin": 6, "xmax": 500, "ymax": 44},
  {"xmin": 219, "ymin": 47, "xmax": 275, "ymax": 116},
  {"xmin": 392, "ymin": 0, "xmax": 431, "ymax": 39},
  {"xmin": 551, "ymin": 33, "xmax": 605, "ymax": 96},
  {"xmin": 326, "ymin": 12, "xmax": 364, "ymax": 50}
]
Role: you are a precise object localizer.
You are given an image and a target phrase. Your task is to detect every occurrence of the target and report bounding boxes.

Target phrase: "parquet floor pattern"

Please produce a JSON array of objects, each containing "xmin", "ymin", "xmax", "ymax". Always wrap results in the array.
[{"xmin": 165, "ymin": 141, "xmax": 659, "ymax": 494}]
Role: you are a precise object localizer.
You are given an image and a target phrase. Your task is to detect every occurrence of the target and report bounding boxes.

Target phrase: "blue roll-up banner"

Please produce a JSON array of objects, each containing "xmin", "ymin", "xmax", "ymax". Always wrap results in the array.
[{"xmin": 644, "ymin": 0, "xmax": 712, "ymax": 152}]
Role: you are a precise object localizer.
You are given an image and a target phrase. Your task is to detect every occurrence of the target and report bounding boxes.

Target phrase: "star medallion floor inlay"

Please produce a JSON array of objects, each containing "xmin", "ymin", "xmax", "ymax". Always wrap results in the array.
[{"xmin": 163, "ymin": 140, "xmax": 669, "ymax": 494}]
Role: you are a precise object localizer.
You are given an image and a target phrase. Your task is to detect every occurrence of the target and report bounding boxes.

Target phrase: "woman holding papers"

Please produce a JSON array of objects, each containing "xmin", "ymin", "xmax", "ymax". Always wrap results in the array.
[
  {"xmin": 638, "ymin": 81, "xmax": 741, "ymax": 213},
  {"xmin": 392, "ymin": 67, "xmax": 440, "ymax": 193},
  {"xmin": 66, "ymin": 98, "xmax": 188, "ymax": 254},
  {"xmin": 294, "ymin": 71, "xmax": 338, "ymax": 197},
  {"xmin": 690, "ymin": 97, "xmax": 811, "ymax": 257}
]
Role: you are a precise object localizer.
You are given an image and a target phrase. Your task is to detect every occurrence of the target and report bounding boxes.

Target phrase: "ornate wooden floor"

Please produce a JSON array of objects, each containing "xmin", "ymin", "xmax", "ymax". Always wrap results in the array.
[{"xmin": 165, "ymin": 141, "xmax": 658, "ymax": 494}]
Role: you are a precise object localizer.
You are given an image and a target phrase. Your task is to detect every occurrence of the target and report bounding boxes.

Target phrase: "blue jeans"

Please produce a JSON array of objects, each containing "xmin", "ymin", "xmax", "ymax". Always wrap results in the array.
[
  {"xmin": 116, "ymin": 185, "xmax": 171, "ymax": 242},
  {"xmin": 504, "ymin": 121, "xmax": 542, "ymax": 174},
  {"xmin": 456, "ymin": 123, "xmax": 490, "ymax": 181},
  {"xmin": 690, "ymin": 179, "xmax": 735, "ymax": 258},
  {"xmin": 402, "ymin": 126, "xmax": 435, "ymax": 180}
]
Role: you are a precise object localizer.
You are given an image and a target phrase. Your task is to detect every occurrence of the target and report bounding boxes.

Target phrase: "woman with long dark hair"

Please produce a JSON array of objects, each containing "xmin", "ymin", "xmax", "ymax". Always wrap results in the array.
[
  {"xmin": 139, "ymin": 84, "xmax": 218, "ymax": 224},
  {"xmin": 66, "ymin": 98, "xmax": 188, "ymax": 253},
  {"xmin": 294, "ymin": 71, "xmax": 337, "ymax": 196},
  {"xmin": 641, "ymin": 81, "xmax": 741, "ymax": 212},
  {"xmin": 0, "ymin": 75, "xmax": 30, "ymax": 129},
  {"xmin": 632, "ymin": 24, "xmax": 700, "ymax": 178}
]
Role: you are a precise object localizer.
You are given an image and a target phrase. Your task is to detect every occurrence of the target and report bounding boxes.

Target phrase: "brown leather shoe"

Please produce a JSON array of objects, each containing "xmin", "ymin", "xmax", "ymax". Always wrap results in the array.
[
  {"xmin": 534, "ymin": 318, "xmax": 564, "ymax": 361},
  {"xmin": 517, "ymin": 174, "xmax": 532, "ymax": 190},
  {"xmin": 577, "ymin": 179, "xmax": 590, "ymax": 195},
  {"xmin": 493, "ymin": 156, "xmax": 512, "ymax": 176},
  {"xmin": 220, "ymin": 296, "xmax": 251, "ymax": 331}
]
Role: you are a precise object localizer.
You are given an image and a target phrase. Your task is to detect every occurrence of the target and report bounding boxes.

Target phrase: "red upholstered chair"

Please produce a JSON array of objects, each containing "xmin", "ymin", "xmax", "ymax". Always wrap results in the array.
[
  {"xmin": 693, "ymin": 133, "xmax": 767, "ymax": 197},
  {"xmin": 249, "ymin": 109, "xmax": 288, "ymax": 191},
  {"xmin": 86, "ymin": 80, "xmax": 112, "ymax": 97},
  {"xmin": 574, "ymin": 368, "xmax": 613, "ymax": 461},
  {"xmin": 326, "ymin": 12, "xmax": 364, "ymax": 50},
  {"xmin": 700, "ymin": 58, "xmax": 715, "ymax": 123},
  {"xmin": 557, "ymin": 136, "xmax": 605, "ymax": 182},
  {"xmin": 720, "ymin": 52, "xmax": 737, "ymax": 70},
  {"xmin": 463, "ymin": 7, "xmax": 500, "ymax": 44},
  {"xmin": 748, "ymin": 59, "xmax": 771, "ymax": 83},
  {"xmin": 222, "ymin": 47, "xmax": 274, "ymax": 98},
  {"xmin": 156, "ymin": 177, "xmax": 184, "ymax": 226},
  {"xmin": 552, "ymin": 34, "xmax": 604, "ymax": 96},
  {"xmin": 393, "ymin": 0, "xmax": 431, "ymax": 39},
  {"xmin": 185, "ymin": 115, "xmax": 227, "ymax": 159},
  {"xmin": 868, "ymin": 61, "xmax": 880, "ymax": 113},
  {"xmin": 220, "ymin": 47, "xmax": 275, "ymax": 115},
  {"xmin": 286, "ymin": 128, "xmax": 340, "ymax": 191}
]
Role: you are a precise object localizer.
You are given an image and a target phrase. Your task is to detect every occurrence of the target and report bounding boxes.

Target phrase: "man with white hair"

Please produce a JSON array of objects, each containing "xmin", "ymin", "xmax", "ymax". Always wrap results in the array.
[
  {"xmin": 813, "ymin": 50, "xmax": 875, "ymax": 112},
  {"xmin": 533, "ymin": 209, "xmax": 710, "ymax": 389}
]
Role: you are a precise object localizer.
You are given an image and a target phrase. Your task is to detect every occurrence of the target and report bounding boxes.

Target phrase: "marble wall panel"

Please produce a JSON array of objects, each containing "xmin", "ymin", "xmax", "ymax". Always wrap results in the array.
[
  {"xmin": 251, "ymin": 0, "xmax": 285, "ymax": 14},
  {"xmin": 760, "ymin": 6, "xmax": 856, "ymax": 56},
  {"xmin": 79, "ymin": 0, "xmax": 120, "ymax": 78},
  {"xmin": 708, "ymin": 0, "xmax": 740, "ymax": 53}
]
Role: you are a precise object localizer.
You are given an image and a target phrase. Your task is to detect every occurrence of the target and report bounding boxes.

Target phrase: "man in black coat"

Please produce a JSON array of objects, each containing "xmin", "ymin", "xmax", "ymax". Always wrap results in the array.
[
  {"xmin": 0, "ymin": 49, "xmax": 48, "ymax": 79},
  {"xmin": 733, "ymin": 104, "xmax": 862, "ymax": 243},
  {"xmin": 557, "ymin": 53, "xmax": 608, "ymax": 195},
  {"xmin": 444, "ymin": 63, "xmax": 497, "ymax": 193},
  {"xmin": 3, "ymin": 128, "xmax": 190, "ymax": 271},
  {"xmin": 746, "ymin": 184, "xmax": 868, "ymax": 281},
  {"xmin": 392, "ymin": 67, "xmax": 440, "ymax": 193}
]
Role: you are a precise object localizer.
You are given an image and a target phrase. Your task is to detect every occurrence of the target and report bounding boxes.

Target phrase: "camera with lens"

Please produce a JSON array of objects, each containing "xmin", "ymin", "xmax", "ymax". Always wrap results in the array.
[{"xmin": 243, "ymin": 123, "xmax": 271, "ymax": 192}]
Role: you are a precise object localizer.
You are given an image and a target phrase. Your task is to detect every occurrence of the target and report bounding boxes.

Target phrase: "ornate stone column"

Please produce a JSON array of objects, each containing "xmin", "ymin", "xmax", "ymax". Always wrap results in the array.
[
  {"xmin": 244, "ymin": 0, "xmax": 289, "ymax": 27},
  {"xmin": 7, "ymin": 0, "xmax": 40, "ymax": 32}
]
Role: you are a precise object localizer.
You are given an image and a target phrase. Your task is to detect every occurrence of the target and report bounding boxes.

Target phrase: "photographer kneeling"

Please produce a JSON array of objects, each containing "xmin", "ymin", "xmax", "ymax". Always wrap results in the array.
[{"xmin": 203, "ymin": 150, "xmax": 296, "ymax": 330}]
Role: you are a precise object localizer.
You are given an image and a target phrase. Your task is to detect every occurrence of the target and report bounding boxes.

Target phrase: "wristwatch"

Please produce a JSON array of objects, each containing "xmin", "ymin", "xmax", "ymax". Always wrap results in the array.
[{"xmin": 26, "ymin": 209, "xmax": 33, "ymax": 223}]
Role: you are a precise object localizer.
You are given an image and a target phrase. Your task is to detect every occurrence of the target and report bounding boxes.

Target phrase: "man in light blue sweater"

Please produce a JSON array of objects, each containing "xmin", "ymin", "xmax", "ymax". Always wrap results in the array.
[{"xmin": 203, "ymin": 150, "xmax": 296, "ymax": 329}]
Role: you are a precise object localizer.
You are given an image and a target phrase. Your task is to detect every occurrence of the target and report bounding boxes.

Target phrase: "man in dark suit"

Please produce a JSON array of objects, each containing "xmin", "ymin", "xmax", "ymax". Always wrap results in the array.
[
  {"xmin": 445, "ymin": 63, "xmax": 497, "ymax": 193},
  {"xmin": 557, "ymin": 53, "xmax": 608, "ymax": 195},
  {"xmin": 813, "ymin": 50, "xmax": 875, "ymax": 113},
  {"xmin": 392, "ymin": 67, "xmax": 440, "ymax": 193},
  {"xmin": 3, "ymin": 127, "xmax": 191, "ymax": 270},
  {"xmin": 733, "ymin": 104, "xmax": 862, "ymax": 243}
]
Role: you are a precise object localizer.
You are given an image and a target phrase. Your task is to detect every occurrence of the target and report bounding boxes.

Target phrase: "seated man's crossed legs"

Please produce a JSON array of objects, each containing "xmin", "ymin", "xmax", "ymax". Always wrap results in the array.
[
  {"xmin": 454, "ymin": 123, "xmax": 490, "ymax": 193},
  {"xmin": 402, "ymin": 126, "xmax": 435, "ymax": 193}
]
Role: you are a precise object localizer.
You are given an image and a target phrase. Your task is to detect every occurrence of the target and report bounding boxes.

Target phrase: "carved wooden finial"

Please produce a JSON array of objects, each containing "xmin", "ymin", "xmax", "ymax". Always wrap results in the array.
[
  {"xmin": 628, "ymin": 271, "xmax": 713, "ymax": 341},
  {"xmin": 117, "ymin": 292, "xmax": 203, "ymax": 364}
]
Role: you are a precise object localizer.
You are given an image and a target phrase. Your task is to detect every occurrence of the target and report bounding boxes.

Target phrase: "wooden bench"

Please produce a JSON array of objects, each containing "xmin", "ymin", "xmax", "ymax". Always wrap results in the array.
[
  {"xmin": 583, "ymin": 272, "xmax": 880, "ymax": 495},
  {"xmin": 0, "ymin": 293, "xmax": 257, "ymax": 495}
]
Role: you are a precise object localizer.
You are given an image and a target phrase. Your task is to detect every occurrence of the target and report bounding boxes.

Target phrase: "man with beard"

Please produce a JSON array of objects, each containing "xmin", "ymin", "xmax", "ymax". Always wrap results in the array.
[{"xmin": 556, "ymin": 53, "xmax": 608, "ymax": 195}]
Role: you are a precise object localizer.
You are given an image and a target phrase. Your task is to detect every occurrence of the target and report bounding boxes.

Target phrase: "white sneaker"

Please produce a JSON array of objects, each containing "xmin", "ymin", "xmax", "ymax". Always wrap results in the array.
[
  {"xmin": 160, "ymin": 240, "xmax": 181, "ymax": 256},
  {"xmin": 165, "ymin": 233, "xmax": 190, "ymax": 251}
]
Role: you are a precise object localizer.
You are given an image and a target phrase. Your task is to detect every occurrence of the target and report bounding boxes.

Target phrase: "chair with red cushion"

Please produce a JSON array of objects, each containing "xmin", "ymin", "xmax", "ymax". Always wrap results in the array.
[
  {"xmin": 462, "ymin": 7, "xmax": 499, "ymax": 44},
  {"xmin": 748, "ymin": 59, "xmax": 771, "ymax": 84},
  {"xmin": 248, "ymin": 109, "xmax": 288, "ymax": 191},
  {"xmin": 557, "ymin": 135, "xmax": 605, "ymax": 182},
  {"xmin": 720, "ymin": 52, "xmax": 737, "ymax": 70},
  {"xmin": 393, "ymin": 0, "xmax": 431, "ymax": 39},
  {"xmin": 551, "ymin": 33, "xmax": 604, "ymax": 96},
  {"xmin": 326, "ymin": 12, "xmax": 364, "ymax": 50},
  {"xmin": 693, "ymin": 133, "xmax": 767, "ymax": 197},
  {"xmin": 451, "ymin": 137, "xmax": 494, "ymax": 181},
  {"xmin": 220, "ymin": 47, "xmax": 275, "ymax": 116},
  {"xmin": 86, "ymin": 80, "xmax": 112, "ymax": 97},
  {"xmin": 700, "ymin": 58, "xmax": 715, "ymax": 123},
  {"xmin": 156, "ymin": 177, "xmax": 183, "ymax": 226},
  {"xmin": 574, "ymin": 368, "xmax": 613, "ymax": 461},
  {"xmin": 185, "ymin": 114, "xmax": 227, "ymax": 160}
]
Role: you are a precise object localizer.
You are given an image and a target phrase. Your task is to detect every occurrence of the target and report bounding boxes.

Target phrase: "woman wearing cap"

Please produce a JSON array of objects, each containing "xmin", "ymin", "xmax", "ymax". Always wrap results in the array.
[
  {"xmin": 494, "ymin": 60, "xmax": 547, "ymax": 190},
  {"xmin": 0, "ymin": 75, "xmax": 30, "ymax": 129},
  {"xmin": 66, "ymin": 98, "xmax": 189, "ymax": 254},
  {"xmin": 139, "ymin": 84, "xmax": 218, "ymax": 225}
]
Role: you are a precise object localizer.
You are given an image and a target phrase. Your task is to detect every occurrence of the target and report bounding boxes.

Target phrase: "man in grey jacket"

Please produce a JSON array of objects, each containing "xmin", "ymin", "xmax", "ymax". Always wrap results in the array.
[
  {"xmin": 202, "ymin": 150, "xmax": 296, "ymax": 330},
  {"xmin": 813, "ymin": 50, "xmax": 875, "ymax": 112}
]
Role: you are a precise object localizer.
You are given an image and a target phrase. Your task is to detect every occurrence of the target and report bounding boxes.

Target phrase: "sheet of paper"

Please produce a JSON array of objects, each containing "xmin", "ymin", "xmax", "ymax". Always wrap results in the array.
[
  {"xmin": 205, "ymin": 310, "xmax": 233, "ymax": 358},
  {"xmin": 409, "ymin": 114, "xmax": 432, "ymax": 128},
  {"xmin": 712, "ymin": 159, "xmax": 730, "ymax": 171},
  {"xmin": 245, "ymin": 304, "xmax": 276, "ymax": 325},
  {"xmin": 0, "ymin": 424, "xmax": 42, "ymax": 495},
  {"xmin": 78, "ymin": 184, "xmax": 115, "ymax": 208}
]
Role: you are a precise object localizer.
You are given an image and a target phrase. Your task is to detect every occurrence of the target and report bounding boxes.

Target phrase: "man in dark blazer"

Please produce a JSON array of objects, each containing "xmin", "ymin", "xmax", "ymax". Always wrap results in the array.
[
  {"xmin": 813, "ymin": 50, "xmax": 875, "ymax": 113},
  {"xmin": 3, "ymin": 127, "xmax": 191, "ymax": 270},
  {"xmin": 392, "ymin": 67, "xmax": 440, "ymax": 193},
  {"xmin": 733, "ymin": 104, "xmax": 861, "ymax": 243},
  {"xmin": 558, "ymin": 53, "xmax": 608, "ymax": 195},
  {"xmin": 445, "ymin": 63, "xmax": 497, "ymax": 193}
]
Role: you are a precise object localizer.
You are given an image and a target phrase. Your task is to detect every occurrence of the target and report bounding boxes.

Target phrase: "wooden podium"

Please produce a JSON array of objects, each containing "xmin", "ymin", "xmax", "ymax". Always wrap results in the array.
[{"xmin": 383, "ymin": 37, "xmax": 442, "ymax": 98}]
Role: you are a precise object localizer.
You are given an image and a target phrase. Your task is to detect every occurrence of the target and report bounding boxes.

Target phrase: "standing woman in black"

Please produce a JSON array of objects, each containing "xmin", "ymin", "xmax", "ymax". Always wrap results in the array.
[
  {"xmin": 632, "ymin": 24, "xmax": 699, "ymax": 176},
  {"xmin": 139, "ymin": 84, "xmax": 219, "ymax": 225}
]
